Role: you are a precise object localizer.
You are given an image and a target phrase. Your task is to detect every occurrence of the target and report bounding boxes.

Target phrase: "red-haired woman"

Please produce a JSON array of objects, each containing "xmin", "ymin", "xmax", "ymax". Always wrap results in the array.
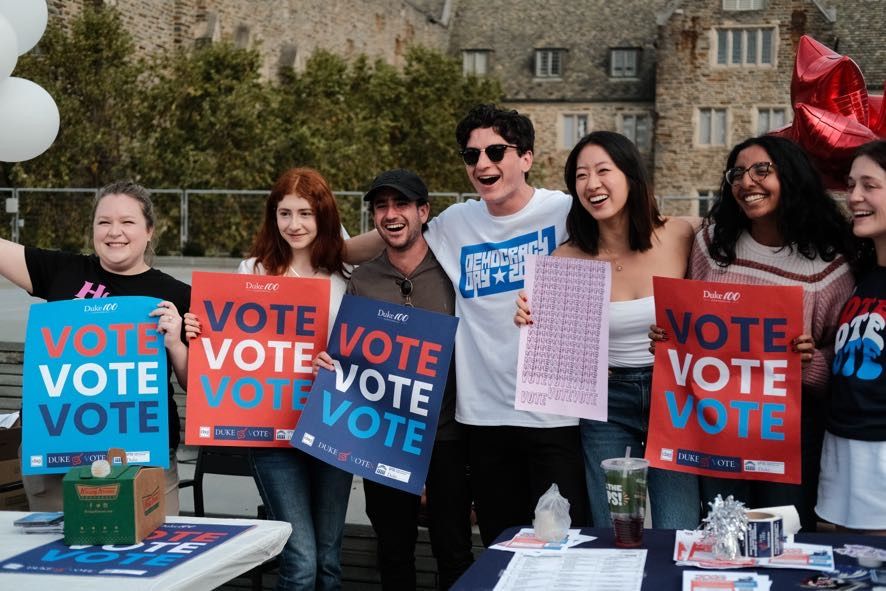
[{"xmin": 188, "ymin": 168, "xmax": 351, "ymax": 591}]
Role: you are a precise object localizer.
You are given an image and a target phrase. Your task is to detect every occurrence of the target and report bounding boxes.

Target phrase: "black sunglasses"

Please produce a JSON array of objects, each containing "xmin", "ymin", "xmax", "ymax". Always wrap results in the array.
[
  {"xmin": 459, "ymin": 144, "xmax": 519, "ymax": 166},
  {"xmin": 397, "ymin": 278, "xmax": 414, "ymax": 307}
]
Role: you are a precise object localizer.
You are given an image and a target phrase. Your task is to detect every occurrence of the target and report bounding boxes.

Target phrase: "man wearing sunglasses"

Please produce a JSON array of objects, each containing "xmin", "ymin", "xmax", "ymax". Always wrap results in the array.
[
  {"xmin": 422, "ymin": 104, "xmax": 589, "ymax": 547},
  {"xmin": 344, "ymin": 105, "xmax": 589, "ymax": 548},
  {"xmin": 325, "ymin": 169, "xmax": 474, "ymax": 590}
]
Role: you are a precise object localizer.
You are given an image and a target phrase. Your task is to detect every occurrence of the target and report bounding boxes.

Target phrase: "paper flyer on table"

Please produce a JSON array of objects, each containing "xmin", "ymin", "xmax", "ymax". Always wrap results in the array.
[
  {"xmin": 0, "ymin": 522, "xmax": 253, "ymax": 577},
  {"xmin": 493, "ymin": 548, "xmax": 646, "ymax": 591},
  {"xmin": 682, "ymin": 570, "xmax": 771, "ymax": 590},
  {"xmin": 674, "ymin": 530, "xmax": 834, "ymax": 571},
  {"xmin": 515, "ymin": 255, "xmax": 610, "ymax": 421},
  {"xmin": 490, "ymin": 528, "xmax": 596, "ymax": 553}
]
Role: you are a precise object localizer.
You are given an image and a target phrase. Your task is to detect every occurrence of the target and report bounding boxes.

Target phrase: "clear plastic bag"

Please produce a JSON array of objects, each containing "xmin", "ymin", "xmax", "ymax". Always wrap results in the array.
[{"xmin": 533, "ymin": 483, "xmax": 571, "ymax": 541}]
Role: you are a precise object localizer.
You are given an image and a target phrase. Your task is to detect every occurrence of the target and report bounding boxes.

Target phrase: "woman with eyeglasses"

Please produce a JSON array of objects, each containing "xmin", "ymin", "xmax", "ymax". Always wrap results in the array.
[
  {"xmin": 186, "ymin": 167, "xmax": 352, "ymax": 591},
  {"xmin": 815, "ymin": 140, "xmax": 886, "ymax": 534},
  {"xmin": 652, "ymin": 135, "xmax": 855, "ymax": 531},
  {"xmin": 515, "ymin": 131, "xmax": 702, "ymax": 529}
]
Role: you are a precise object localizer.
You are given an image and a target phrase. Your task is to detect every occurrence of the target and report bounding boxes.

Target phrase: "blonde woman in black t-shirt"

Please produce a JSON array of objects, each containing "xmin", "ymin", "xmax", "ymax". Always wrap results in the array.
[{"xmin": 0, "ymin": 181, "xmax": 190, "ymax": 513}]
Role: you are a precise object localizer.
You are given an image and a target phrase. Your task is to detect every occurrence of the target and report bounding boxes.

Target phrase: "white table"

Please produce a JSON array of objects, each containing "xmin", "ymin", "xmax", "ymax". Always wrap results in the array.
[{"xmin": 0, "ymin": 512, "xmax": 291, "ymax": 590}]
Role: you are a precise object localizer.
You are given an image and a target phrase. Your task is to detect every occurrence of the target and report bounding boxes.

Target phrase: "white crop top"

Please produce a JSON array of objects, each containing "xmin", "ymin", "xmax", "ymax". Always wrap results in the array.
[{"xmin": 608, "ymin": 296, "xmax": 655, "ymax": 368}]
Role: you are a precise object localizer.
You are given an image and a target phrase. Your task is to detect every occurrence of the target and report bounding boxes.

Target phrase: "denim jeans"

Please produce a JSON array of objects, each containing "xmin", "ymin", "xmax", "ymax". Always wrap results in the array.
[
  {"xmin": 581, "ymin": 367, "xmax": 700, "ymax": 530},
  {"xmin": 251, "ymin": 447, "xmax": 353, "ymax": 591}
]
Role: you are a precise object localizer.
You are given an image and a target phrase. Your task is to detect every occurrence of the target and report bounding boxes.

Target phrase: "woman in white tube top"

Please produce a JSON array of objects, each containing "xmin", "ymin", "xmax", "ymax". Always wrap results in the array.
[{"xmin": 515, "ymin": 131, "xmax": 700, "ymax": 529}]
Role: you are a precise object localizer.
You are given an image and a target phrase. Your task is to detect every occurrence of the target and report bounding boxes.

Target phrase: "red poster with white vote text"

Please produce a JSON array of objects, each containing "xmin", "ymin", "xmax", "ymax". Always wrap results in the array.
[
  {"xmin": 185, "ymin": 271, "xmax": 330, "ymax": 447},
  {"xmin": 646, "ymin": 277, "xmax": 803, "ymax": 484}
]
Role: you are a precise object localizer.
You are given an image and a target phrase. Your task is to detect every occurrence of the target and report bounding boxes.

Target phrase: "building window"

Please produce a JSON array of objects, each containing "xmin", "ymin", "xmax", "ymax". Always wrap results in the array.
[
  {"xmin": 535, "ymin": 49, "xmax": 564, "ymax": 78},
  {"xmin": 697, "ymin": 190, "xmax": 719, "ymax": 216},
  {"xmin": 756, "ymin": 107, "xmax": 789, "ymax": 134},
  {"xmin": 723, "ymin": 0, "xmax": 765, "ymax": 9},
  {"xmin": 610, "ymin": 49, "xmax": 640, "ymax": 78},
  {"xmin": 462, "ymin": 50, "xmax": 489, "ymax": 76},
  {"xmin": 234, "ymin": 24, "xmax": 250, "ymax": 48},
  {"xmin": 698, "ymin": 108, "xmax": 727, "ymax": 146},
  {"xmin": 620, "ymin": 114, "xmax": 652, "ymax": 152},
  {"xmin": 716, "ymin": 27, "xmax": 775, "ymax": 66},
  {"xmin": 562, "ymin": 114, "xmax": 588, "ymax": 149}
]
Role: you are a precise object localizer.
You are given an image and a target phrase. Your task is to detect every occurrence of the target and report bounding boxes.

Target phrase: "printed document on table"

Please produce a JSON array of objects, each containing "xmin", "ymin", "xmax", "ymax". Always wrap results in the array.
[
  {"xmin": 674, "ymin": 530, "xmax": 834, "ymax": 571},
  {"xmin": 682, "ymin": 570, "xmax": 772, "ymax": 590},
  {"xmin": 515, "ymin": 255, "xmax": 611, "ymax": 421},
  {"xmin": 493, "ymin": 548, "xmax": 646, "ymax": 591},
  {"xmin": 490, "ymin": 528, "xmax": 596, "ymax": 553}
]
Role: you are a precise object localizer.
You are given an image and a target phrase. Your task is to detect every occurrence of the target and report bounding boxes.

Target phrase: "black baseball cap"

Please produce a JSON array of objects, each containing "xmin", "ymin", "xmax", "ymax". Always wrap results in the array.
[{"xmin": 363, "ymin": 169, "xmax": 429, "ymax": 202}]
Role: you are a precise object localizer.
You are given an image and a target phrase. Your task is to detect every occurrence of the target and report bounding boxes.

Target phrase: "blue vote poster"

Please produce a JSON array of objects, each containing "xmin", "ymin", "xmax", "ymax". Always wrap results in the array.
[
  {"xmin": 291, "ymin": 295, "xmax": 458, "ymax": 494},
  {"xmin": 22, "ymin": 297, "xmax": 170, "ymax": 474},
  {"xmin": 0, "ymin": 522, "xmax": 252, "ymax": 577}
]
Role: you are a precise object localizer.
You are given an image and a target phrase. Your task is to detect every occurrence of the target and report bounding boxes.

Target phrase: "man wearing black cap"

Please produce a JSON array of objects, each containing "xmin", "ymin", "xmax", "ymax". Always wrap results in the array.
[{"xmin": 324, "ymin": 169, "xmax": 474, "ymax": 589}]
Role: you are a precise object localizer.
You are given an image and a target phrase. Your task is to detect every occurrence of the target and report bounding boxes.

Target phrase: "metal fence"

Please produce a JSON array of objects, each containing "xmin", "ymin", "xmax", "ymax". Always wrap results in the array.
[{"xmin": 2, "ymin": 187, "xmax": 714, "ymax": 255}]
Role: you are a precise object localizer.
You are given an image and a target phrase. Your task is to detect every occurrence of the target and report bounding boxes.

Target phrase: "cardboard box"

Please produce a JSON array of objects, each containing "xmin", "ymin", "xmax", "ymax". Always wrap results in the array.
[
  {"xmin": 0, "ymin": 423, "xmax": 21, "ymax": 462},
  {"xmin": 63, "ymin": 464, "xmax": 165, "ymax": 545},
  {"xmin": 0, "ymin": 481, "xmax": 28, "ymax": 510},
  {"xmin": 0, "ymin": 457, "xmax": 21, "ymax": 486}
]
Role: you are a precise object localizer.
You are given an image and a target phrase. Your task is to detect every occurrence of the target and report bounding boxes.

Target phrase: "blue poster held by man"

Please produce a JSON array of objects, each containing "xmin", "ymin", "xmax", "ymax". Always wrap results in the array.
[
  {"xmin": 291, "ymin": 294, "xmax": 458, "ymax": 494},
  {"xmin": 22, "ymin": 296, "xmax": 170, "ymax": 474}
]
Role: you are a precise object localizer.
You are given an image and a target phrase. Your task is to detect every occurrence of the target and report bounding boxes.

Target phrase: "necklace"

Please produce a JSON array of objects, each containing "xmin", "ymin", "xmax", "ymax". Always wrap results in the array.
[
  {"xmin": 288, "ymin": 265, "xmax": 318, "ymax": 278},
  {"xmin": 614, "ymin": 263, "xmax": 623, "ymax": 272}
]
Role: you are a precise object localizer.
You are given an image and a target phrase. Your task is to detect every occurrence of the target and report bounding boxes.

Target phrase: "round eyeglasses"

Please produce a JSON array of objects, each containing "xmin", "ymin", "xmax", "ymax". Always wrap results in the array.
[{"xmin": 724, "ymin": 161, "xmax": 774, "ymax": 186}]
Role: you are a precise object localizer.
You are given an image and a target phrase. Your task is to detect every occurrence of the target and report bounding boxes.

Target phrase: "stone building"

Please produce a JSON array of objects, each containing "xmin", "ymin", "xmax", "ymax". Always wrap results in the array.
[
  {"xmin": 45, "ymin": 0, "xmax": 884, "ymax": 199},
  {"xmin": 652, "ymin": 0, "xmax": 884, "ymax": 213},
  {"xmin": 46, "ymin": 0, "xmax": 450, "ymax": 79},
  {"xmin": 446, "ymin": 0, "xmax": 667, "ymax": 188}
]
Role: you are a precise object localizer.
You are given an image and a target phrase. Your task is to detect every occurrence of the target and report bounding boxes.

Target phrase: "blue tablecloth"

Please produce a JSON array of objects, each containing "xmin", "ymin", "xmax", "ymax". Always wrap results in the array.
[{"xmin": 452, "ymin": 527, "xmax": 886, "ymax": 590}]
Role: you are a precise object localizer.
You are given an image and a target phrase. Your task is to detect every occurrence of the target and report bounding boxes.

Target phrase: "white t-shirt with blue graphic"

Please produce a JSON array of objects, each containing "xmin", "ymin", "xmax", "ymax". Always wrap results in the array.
[{"xmin": 425, "ymin": 188, "xmax": 578, "ymax": 427}]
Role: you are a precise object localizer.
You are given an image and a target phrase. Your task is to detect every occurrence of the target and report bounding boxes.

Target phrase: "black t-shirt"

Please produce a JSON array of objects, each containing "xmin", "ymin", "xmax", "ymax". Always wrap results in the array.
[
  {"xmin": 24, "ymin": 247, "xmax": 191, "ymax": 448},
  {"xmin": 827, "ymin": 266, "xmax": 886, "ymax": 441}
]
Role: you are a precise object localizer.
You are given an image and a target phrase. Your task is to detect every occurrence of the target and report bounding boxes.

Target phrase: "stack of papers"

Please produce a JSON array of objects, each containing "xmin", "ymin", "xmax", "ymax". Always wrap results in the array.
[
  {"xmin": 494, "ymin": 548, "xmax": 647, "ymax": 591},
  {"xmin": 13, "ymin": 511, "xmax": 64, "ymax": 534},
  {"xmin": 674, "ymin": 530, "xmax": 834, "ymax": 571},
  {"xmin": 490, "ymin": 528, "xmax": 596, "ymax": 553},
  {"xmin": 683, "ymin": 570, "xmax": 771, "ymax": 590}
]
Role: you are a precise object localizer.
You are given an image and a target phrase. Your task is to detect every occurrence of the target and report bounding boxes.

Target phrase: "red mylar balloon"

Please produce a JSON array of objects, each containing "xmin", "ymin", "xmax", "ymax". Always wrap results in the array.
[
  {"xmin": 771, "ymin": 35, "xmax": 885, "ymax": 190},
  {"xmin": 791, "ymin": 103, "xmax": 877, "ymax": 189},
  {"xmin": 792, "ymin": 36, "xmax": 869, "ymax": 124},
  {"xmin": 869, "ymin": 90, "xmax": 886, "ymax": 136}
]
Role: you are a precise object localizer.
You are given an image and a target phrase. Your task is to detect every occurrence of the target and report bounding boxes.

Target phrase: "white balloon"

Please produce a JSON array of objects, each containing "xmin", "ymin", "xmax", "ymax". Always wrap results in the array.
[
  {"xmin": 0, "ymin": 77, "xmax": 60, "ymax": 162},
  {"xmin": 0, "ymin": 14, "xmax": 17, "ymax": 78},
  {"xmin": 0, "ymin": 0, "xmax": 48, "ymax": 55}
]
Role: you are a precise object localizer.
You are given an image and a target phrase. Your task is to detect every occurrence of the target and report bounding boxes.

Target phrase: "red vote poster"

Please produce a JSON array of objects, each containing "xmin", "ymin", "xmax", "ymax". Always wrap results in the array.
[
  {"xmin": 185, "ymin": 271, "xmax": 330, "ymax": 447},
  {"xmin": 646, "ymin": 277, "xmax": 803, "ymax": 484}
]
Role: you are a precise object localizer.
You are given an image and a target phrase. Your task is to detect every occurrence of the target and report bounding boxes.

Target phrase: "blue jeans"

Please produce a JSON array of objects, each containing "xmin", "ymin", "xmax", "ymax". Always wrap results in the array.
[
  {"xmin": 251, "ymin": 447, "xmax": 353, "ymax": 591},
  {"xmin": 581, "ymin": 367, "xmax": 700, "ymax": 529}
]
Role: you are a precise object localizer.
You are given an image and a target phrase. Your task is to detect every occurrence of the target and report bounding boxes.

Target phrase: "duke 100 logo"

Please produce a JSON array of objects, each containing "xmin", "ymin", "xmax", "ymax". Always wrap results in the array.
[
  {"xmin": 703, "ymin": 290, "xmax": 741, "ymax": 303},
  {"xmin": 245, "ymin": 281, "xmax": 280, "ymax": 292},
  {"xmin": 83, "ymin": 302, "xmax": 119, "ymax": 313},
  {"xmin": 377, "ymin": 309, "xmax": 409, "ymax": 323}
]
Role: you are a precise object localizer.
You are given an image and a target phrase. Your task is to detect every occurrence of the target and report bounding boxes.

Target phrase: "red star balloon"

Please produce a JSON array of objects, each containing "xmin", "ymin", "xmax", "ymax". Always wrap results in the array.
[{"xmin": 770, "ymin": 35, "xmax": 884, "ymax": 189}]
